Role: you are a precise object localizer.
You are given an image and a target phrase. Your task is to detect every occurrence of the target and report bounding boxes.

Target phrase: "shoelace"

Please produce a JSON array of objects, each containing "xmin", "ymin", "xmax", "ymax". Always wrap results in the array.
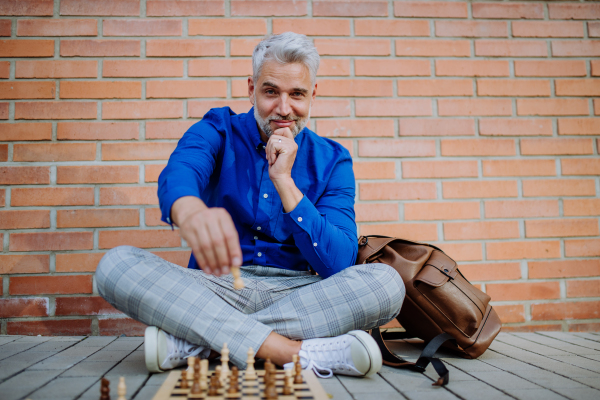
[
  {"xmin": 166, "ymin": 333, "xmax": 205, "ymax": 361},
  {"xmin": 300, "ymin": 337, "xmax": 352, "ymax": 378}
]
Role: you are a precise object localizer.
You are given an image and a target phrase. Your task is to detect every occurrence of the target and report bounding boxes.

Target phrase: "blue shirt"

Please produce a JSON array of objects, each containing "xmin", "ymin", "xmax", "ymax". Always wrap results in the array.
[{"xmin": 158, "ymin": 107, "xmax": 358, "ymax": 279}]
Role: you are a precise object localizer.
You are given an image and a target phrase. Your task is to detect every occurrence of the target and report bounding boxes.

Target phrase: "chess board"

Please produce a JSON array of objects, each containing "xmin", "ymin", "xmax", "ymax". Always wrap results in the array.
[{"xmin": 152, "ymin": 369, "xmax": 329, "ymax": 400}]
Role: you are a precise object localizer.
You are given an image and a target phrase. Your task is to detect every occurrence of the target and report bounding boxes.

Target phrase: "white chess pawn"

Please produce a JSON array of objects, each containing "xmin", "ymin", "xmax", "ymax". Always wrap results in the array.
[
  {"xmin": 187, "ymin": 356, "xmax": 196, "ymax": 380},
  {"xmin": 232, "ymin": 266, "xmax": 245, "ymax": 290},
  {"xmin": 200, "ymin": 359, "xmax": 209, "ymax": 391},
  {"xmin": 244, "ymin": 347, "xmax": 256, "ymax": 380},
  {"xmin": 220, "ymin": 342, "xmax": 230, "ymax": 384},
  {"xmin": 117, "ymin": 376, "xmax": 127, "ymax": 400}
]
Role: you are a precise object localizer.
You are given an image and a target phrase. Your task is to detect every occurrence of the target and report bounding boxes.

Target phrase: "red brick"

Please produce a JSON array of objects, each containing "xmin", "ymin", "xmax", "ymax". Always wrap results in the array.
[
  {"xmin": 10, "ymin": 275, "xmax": 92, "ymax": 295},
  {"xmin": 526, "ymin": 219, "xmax": 598, "ymax": 238},
  {"xmin": 58, "ymin": 209, "xmax": 139, "ymax": 229},
  {"xmin": 436, "ymin": 21, "xmax": 507, "ymax": 37},
  {"xmin": 590, "ymin": 22, "xmax": 600, "ymax": 38},
  {"xmin": 317, "ymin": 119, "xmax": 394, "ymax": 138},
  {"xmin": 355, "ymin": 99, "xmax": 432, "ymax": 117},
  {"xmin": 0, "ymin": 255, "xmax": 49, "ymax": 274},
  {"xmin": 0, "ymin": 0, "xmax": 53, "ymax": 16},
  {"xmin": 399, "ymin": 119, "xmax": 475, "ymax": 137},
  {"xmin": 483, "ymin": 160, "xmax": 556, "ymax": 177},
  {"xmin": 100, "ymin": 187, "xmax": 158, "ymax": 205},
  {"xmin": 190, "ymin": 18, "xmax": 266, "ymax": 36},
  {"xmin": 0, "ymin": 188, "xmax": 4, "ymax": 206},
  {"xmin": 318, "ymin": 79, "xmax": 393, "ymax": 97},
  {"xmin": 0, "ymin": 143, "xmax": 6, "ymax": 160},
  {"xmin": 103, "ymin": 60, "xmax": 182, "ymax": 78},
  {"xmin": 314, "ymin": 1, "xmax": 387, "ymax": 17},
  {"xmin": 441, "ymin": 139, "xmax": 515, "ymax": 156},
  {"xmin": 402, "ymin": 160, "xmax": 477, "ymax": 179},
  {"xmin": 11, "ymin": 187, "xmax": 94, "ymax": 206},
  {"xmin": 565, "ymin": 239, "xmax": 600, "ymax": 257},
  {"xmin": 60, "ymin": 80, "xmax": 141, "ymax": 99},
  {"xmin": 57, "ymin": 122, "xmax": 138, "ymax": 141},
  {"xmin": 360, "ymin": 223, "xmax": 438, "ymax": 241},
  {"xmin": 355, "ymin": 203, "xmax": 398, "ymax": 223},
  {"xmin": 230, "ymin": 38, "xmax": 261, "ymax": 56},
  {"xmin": 472, "ymin": 3, "xmax": 543, "ymax": 20},
  {"xmin": 10, "ymin": 232, "xmax": 94, "ymax": 252},
  {"xmin": 460, "ymin": 262, "xmax": 521, "ymax": 282},
  {"xmin": 0, "ymin": 81, "xmax": 55, "ymax": 99},
  {"xmin": 315, "ymin": 39, "xmax": 390, "ymax": 56},
  {"xmin": 398, "ymin": 79, "xmax": 472, "ymax": 96},
  {"xmin": 523, "ymin": 179, "xmax": 596, "ymax": 197},
  {"xmin": 360, "ymin": 182, "xmax": 436, "ymax": 201},
  {"xmin": 487, "ymin": 240, "xmax": 560, "ymax": 260},
  {"xmin": 0, "ymin": 298, "xmax": 48, "ymax": 318},
  {"xmin": 358, "ymin": 139, "xmax": 435, "ymax": 157},
  {"xmin": 312, "ymin": 99, "xmax": 351, "ymax": 118},
  {"xmin": 60, "ymin": 0, "xmax": 140, "ymax": 16},
  {"xmin": 104, "ymin": 19, "xmax": 181, "ymax": 36},
  {"xmin": 318, "ymin": 59, "xmax": 351, "ymax": 76},
  {"xmin": 16, "ymin": 60, "xmax": 98, "ymax": 78},
  {"xmin": 596, "ymin": 99, "xmax": 600, "ymax": 116},
  {"xmin": 556, "ymin": 79, "xmax": 600, "ymax": 97},
  {"xmin": 0, "ymin": 20, "xmax": 9, "ymax": 37},
  {"xmin": 517, "ymin": 99, "xmax": 589, "ymax": 116},
  {"xmin": 56, "ymin": 253, "xmax": 105, "ymax": 273},
  {"xmin": 17, "ymin": 19, "xmax": 97, "ymax": 36},
  {"xmin": 494, "ymin": 305, "xmax": 526, "ymax": 324},
  {"xmin": 57, "ymin": 165, "xmax": 139, "ymax": 184},
  {"xmin": 443, "ymin": 181, "xmax": 518, "ymax": 199},
  {"xmin": 513, "ymin": 21, "xmax": 584, "ymax": 38},
  {"xmin": 15, "ymin": 101, "xmax": 96, "ymax": 120},
  {"xmin": 188, "ymin": 100, "xmax": 252, "ymax": 118},
  {"xmin": 552, "ymin": 41, "xmax": 600, "ymax": 57},
  {"xmin": 567, "ymin": 280, "xmax": 600, "ymax": 298},
  {"xmin": 569, "ymin": 322, "xmax": 600, "ymax": 332},
  {"xmin": 0, "ymin": 39, "xmax": 54, "ymax": 57},
  {"xmin": 145, "ymin": 164, "xmax": 166, "ymax": 182},
  {"xmin": 530, "ymin": 259, "xmax": 600, "ymax": 279},
  {"xmin": 0, "ymin": 61, "xmax": 8, "ymax": 78},
  {"xmin": 7, "ymin": 320, "xmax": 91, "ymax": 336},
  {"xmin": 515, "ymin": 60, "xmax": 587, "ymax": 77},
  {"xmin": 0, "ymin": 210, "xmax": 50, "ymax": 229},
  {"xmin": 437, "ymin": 242, "xmax": 482, "ymax": 262},
  {"xmin": 99, "ymin": 229, "xmax": 180, "ymax": 249},
  {"xmin": 147, "ymin": 80, "xmax": 227, "ymax": 98},
  {"xmin": 485, "ymin": 200, "xmax": 559, "ymax": 219},
  {"xmin": 0, "ymin": 166, "xmax": 49, "ymax": 184},
  {"xmin": 0, "ymin": 123, "xmax": 51, "ymax": 141},
  {"xmin": 479, "ymin": 118, "xmax": 552, "ymax": 136},
  {"xmin": 355, "ymin": 59, "xmax": 430, "ymax": 77},
  {"xmin": 487, "ymin": 282, "xmax": 560, "ymax": 302},
  {"xmin": 355, "ymin": 19, "xmax": 428, "ymax": 37},
  {"xmin": 61, "ymin": 40, "xmax": 140, "ymax": 57},
  {"xmin": 396, "ymin": 39, "xmax": 470, "ymax": 57},
  {"xmin": 146, "ymin": 1, "xmax": 223, "ymax": 16},
  {"xmin": 227, "ymin": 79, "xmax": 245, "ymax": 96},
  {"xmin": 146, "ymin": 121, "xmax": 196, "ymax": 139},
  {"xmin": 14, "ymin": 143, "xmax": 96, "ymax": 162},
  {"xmin": 522, "ymin": 138, "xmax": 593, "ymax": 156},
  {"xmin": 558, "ymin": 118, "xmax": 600, "ymax": 136},
  {"xmin": 102, "ymin": 142, "xmax": 176, "ymax": 161},
  {"xmin": 532, "ymin": 301, "xmax": 600, "ymax": 321},
  {"xmin": 99, "ymin": 317, "xmax": 146, "ymax": 336},
  {"xmin": 152, "ymin": 250, "xmax": 190, "ymax": 267},
  {"xmin": 564, "ymin": 199, "xmax": 600, "ymax": 217},
  {"xmin": 548, "ymin": 3, "xmax": 600, "ymax": 20},
  {"xmin": 232, "ymin": 0, "xmax": 307, "ymax": 16},
  {"xmin": 477, "ymin": 40, "xmax": 547, "ymax": 57},
  {"xmin": 394, "ymin": 1, "xmax": 467, "ymax": 18},
  {"xmin": 146, "ymin": 39, "xmax": 224, "ymax": 57},
  {"xmin": 102, "ymin": 101, "xmax": 182, "ymax": 119},
  {"xmin": 477, "ymin": 79, "xmax": 550, "ymax": 97},
  {"xmin": 353, "ymin": 161, "xmax": 395, "ymax": 180},
  {"xmin": 404, "ymin": 201, "xmax": 479, "ymax": 221},
  {"xmin": 444, "ymin": 221, "xmax": 519, "ymax": 241},
  {"xmin": 56, "ymin": 296, "xmax": 119, "ymax": 316},
  {"xmin": 436, "ymin": 60, "xmax": 509, "ymax": 77},
  {"xmin": 145, "ymin": 207, "xmax": 167, "ymax": 226}
]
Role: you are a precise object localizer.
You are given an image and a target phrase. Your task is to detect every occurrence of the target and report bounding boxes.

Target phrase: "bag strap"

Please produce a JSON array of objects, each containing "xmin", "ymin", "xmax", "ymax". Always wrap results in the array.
[{"xmin": 371, "ymin": 328, "xmax": 453, "ymax": 386}]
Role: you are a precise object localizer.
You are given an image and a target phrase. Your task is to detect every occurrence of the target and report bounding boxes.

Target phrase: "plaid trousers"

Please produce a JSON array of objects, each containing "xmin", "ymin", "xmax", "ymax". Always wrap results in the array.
[{"xmin": 96, "ymin": 245, "xmax": 405, "ymax": 368}]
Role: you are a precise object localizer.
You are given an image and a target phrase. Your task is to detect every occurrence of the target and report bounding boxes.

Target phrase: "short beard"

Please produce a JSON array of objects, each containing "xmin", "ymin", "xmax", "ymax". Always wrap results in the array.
[{"xmin": 253, "ymin": 96, "xmax": 310, "ymax": 139}]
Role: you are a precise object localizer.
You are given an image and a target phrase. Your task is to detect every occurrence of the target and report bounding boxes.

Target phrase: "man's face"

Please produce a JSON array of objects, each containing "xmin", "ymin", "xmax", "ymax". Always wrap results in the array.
[{"xmin": 248, "ymin": 60, "xmax": 317, "ymax": 140}]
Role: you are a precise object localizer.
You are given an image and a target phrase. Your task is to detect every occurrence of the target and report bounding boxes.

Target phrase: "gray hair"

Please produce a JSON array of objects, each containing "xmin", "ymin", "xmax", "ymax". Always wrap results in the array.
[{"xmin": 252, "ymin": 32, "xmax": 320, "ymax": 86}]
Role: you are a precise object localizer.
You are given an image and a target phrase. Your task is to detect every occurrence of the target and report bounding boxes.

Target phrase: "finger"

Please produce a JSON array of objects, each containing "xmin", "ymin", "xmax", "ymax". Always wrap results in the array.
[
  {"xmin": 218, "ymin": 210, "xmax": 243, "ymax": 269},
  {"xmin": 273, "ymin": 127, "xmax": 294, "ymax": 140},
  {"xmin": 206, "ymin": 220, "xmax": 231, "ymax": 275},
  {"xmin": 197, "ymin": 224, "xmax": 220, "ymax": 276},
  {"xmin": 180, "ymin": 221, "xmax": 212, "ymax": 274}
]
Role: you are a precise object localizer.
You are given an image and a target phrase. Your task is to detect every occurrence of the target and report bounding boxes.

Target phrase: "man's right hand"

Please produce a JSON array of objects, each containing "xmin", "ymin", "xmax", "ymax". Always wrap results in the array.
[{"xmin": 171, "ymin": 196, "xmax": 243, "ymax": 276}]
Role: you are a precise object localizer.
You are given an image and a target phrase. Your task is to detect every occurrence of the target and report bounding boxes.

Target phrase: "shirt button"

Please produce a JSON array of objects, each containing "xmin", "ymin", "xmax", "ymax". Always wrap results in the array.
[
  {"xmin": 263, "ymin": 193, "xmax": 268, "ymax": 198},
  {"xmin": 254, "ymin": 236, "xmax": 258, "ymax": 240},
  {"xmin": 313, "ymin": 242, "xmax": 318, "ymax": 247},
  {"xmin": 297, "ymin": 217, "xmax": 303, "ymax": 222},
  {"xmin": 257, "ymin": 226, "xmax": 261, "ymax": 231},
  {"xmin": 257, "ymin": 252, "xmax": 262, "ymax": 257}
]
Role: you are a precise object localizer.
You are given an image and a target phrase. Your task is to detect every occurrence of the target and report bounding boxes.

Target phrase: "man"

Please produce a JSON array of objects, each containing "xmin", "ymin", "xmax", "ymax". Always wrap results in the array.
[{"xmin": 96, "ymin": 32, "xmax": 405, "ymax": 378}]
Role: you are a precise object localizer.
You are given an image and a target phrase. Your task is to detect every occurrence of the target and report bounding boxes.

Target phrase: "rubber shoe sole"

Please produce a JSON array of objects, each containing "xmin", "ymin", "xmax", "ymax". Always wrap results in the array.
[
  {"xmin": 144, "ymin": 326, "xmax": 163, "ymax": 373},
  {"xmin": 347, "ymin": 330, "xmax": 382, "ymax": 377}
]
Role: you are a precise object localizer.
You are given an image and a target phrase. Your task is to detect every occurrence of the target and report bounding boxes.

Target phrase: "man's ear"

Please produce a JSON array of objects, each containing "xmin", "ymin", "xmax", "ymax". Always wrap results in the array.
[
  {"xmin": 312, "ymin": 83, "xmax": 317, "ymax": 102},
  {"xmin": 248, "ymin": 77, "xmax": 255, "ymax": 104}
]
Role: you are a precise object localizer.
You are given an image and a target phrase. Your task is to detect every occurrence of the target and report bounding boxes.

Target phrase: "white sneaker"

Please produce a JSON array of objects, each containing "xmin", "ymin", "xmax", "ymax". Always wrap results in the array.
[
  {"xmin": 283, "ymin": 330, "xmax": 382, "ymax": 378},
  {"xmin": 144, "ymin": 326, "xmax": 210, "ymax": 373}
]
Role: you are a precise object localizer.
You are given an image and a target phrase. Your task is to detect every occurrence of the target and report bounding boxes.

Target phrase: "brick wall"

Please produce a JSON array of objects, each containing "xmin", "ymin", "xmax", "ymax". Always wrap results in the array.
[{"xmin": 0, "ymin": 0, "xmax": 599, "ymax": 336}]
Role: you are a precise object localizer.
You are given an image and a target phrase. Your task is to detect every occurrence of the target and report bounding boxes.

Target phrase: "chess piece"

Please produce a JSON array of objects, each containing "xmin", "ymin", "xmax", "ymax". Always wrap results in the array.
[
  {"xmin": 227, "ymin": 367, "xmax": 239, "ymax": 395},
  {"xmin": 220, "ymin": 343, "xmax": 230, "ymax": 384},
  {"xmin": 232, "ymin": 266, "xmax": 245, "ymax": 290},
  {"xmin": 208, "ymin": 374, "xmax": 219, "ymax": 396},
  {"xmin": 187, "ymin": 356, "xmax": 196, "ymax": 380},
  {"xmin": 245, "ymin": 347, "xmax": 256, "ymax": 380},
  {"xmin": 283, "ymin": 369, "xmax": 294, "ymax": 395},
  {"xmin": 190, "ymin": 360, "xmax": 201, "ymax": 395},
  {"xmin": 200, "ymin": 359, "xmax": 209, "ymax": 391},
  {"xmin": 180, "ymin": 369, "xmax": 189, "ymax": 389},
  {"xmin": 215, "ymin": 366, "xmax": 223, "ymax": 388},
  {"xmin": 265, "ymin": 381, "xmax": 278, "ymax": 400},
  {"xmin": 294, "ymin": 360, "xmax": 303, "ymax": 384},
  {"xmin": 100, "ymin": 378, "xmax": 110, "ymax": 400}
]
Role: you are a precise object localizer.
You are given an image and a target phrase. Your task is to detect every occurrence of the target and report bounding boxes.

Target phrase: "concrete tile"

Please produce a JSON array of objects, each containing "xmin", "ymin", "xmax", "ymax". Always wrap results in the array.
[
  {"xmin": 107, "ymin": 361, "xmax": 150, "ymax": 376},
  {"xmin": 511, "ymin": 333, "xmax": 600, "ymax": 356},
  {"xmin": 86, "ymin": 350, "xmax": 130, "ymax": 362},
  {"xmin": 354, "ymin": 392, "xmax": 407, "ymax": 400},
  {"xmin": 403, "ymin": 389, "xmax": 461, "ymax": 400},
  {"xmin": 0, "ymin": 336, "xmax": 21, "ymax": 346},
  {"xmin": 337, "ymin": 373, "xmax": 396, "ymax": 393},
  {"xmin": 497, "ymin": 335, "xmax": 571, "ymax": 356},
  {"xmin": 481, "ymin": 357, "xmax": 542, "ymax": 371},
  {"xmin": 504, "ymin": 388, "xmax": 568, "ymax": 400},
  {"xmin": 61, "ymin": 361, "xmax": 117, "ymax": 377},
  {"xmin": 0, "ymin": 352, "xmax": 56, "ymax": 378},
  {"xmin": 28, "ymin": 376, "xmax": 97, "ymax": 400},
  {"xmin": 79, "ymin": 336, "xmax": 117, "ymax": 347},
  {"xmin": 52, "ymin": 346, "xmax": 102, "ymax": 358},
  {"xmin": 381, "ymin": 369, "xmax": 439, "ymax": 392},
  {"xmin": 551, "ymin": 387, "xmax": 600, "ymax": 400},
  {"xmin": 545, "ymin": 355, "xmax": 600, "ymax": 372},
  {"xmin": 318, "ymin": 376, "xmax": 353, "ymax": 399},
  {"xmin": 0, "ymin": 370, "xmax": 63, "ymax": 400},
  {"xmin": 570, "ymin": 376, "xmax": 600, "ymax": 390},
  {"xmin": 121, "ymin": 350, "xmax": 145, "ymax": 364},
  {"xmin": 423, "ymin": 363, "xmax": 478, "ymax": 382},
  {"xmin": 102, "ymin": 338, "xmax": 143, "ymax": 351},
  {"xmin": 0, "ymin": 342, "xmax": 44, "ymax": 361},
  {"xmin": 145, "ymin": 372, "xmax": 171, "ymax": 386},
  {"xmin": 516, "ymin": 370, "xmax": 588, "ymax": 389},
  {"xmin": 78, "ymin": 375, "xmax": 147, "ymax": 400},
  {"xmin": 540, "ymin": 333, "xmax": 600, "ymax": 351},
  {"xmin": 573, "ymin": 333, "xmax": 600, "ymax": 343},
  {"xmin": 48, "ymin": 336, "xmax": 86, "ymax": 342},
  {"xmin": 28, "ymin": 355, "xmax": 87, "ymax": 370},
  {"xmin": 446, "ymin": 381, "xmax": 513, "ymax": 400},
  {"xmin": 533, "ymin": 361, "xmax": 600, "ymax": 378},
  {"xmin": 13, "ymin": 336, "xmax": 51, "ymax": 343},
  {"xmin": 29, "ymin": 340, "xmax": 79, "ymax": 353},
  {"xmin": 469, "ymin": 371, "xmax": 540, "ymax": 390},
  {"xmin": 133, "ymin": 385, "xmax": 160, "ymax": 399},
  {"xmin": 444, "ymin": 358, "xmax": 502, "ymax": 373},
  {"xmin": 0, "ymin": 362, "xmax": 31, "ymax": 381}
]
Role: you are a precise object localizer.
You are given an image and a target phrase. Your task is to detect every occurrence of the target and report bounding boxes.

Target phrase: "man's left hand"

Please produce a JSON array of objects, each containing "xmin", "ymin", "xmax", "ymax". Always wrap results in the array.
[{"xmin": 266, "ymin": 127, "xmax": 297, "ymax": 183}]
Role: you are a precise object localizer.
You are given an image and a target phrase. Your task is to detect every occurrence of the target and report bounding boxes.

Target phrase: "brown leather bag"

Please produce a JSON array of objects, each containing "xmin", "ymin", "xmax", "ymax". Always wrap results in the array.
[{"xmin": 357, "ymin": 235, "xmax": 502, "ymax": 385}]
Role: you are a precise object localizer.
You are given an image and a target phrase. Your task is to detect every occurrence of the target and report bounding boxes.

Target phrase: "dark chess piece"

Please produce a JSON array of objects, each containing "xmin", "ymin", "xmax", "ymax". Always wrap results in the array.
[
  {"xmin": 100, "ymin": 378, "xmax": 110, "ymax": 400},
  {"xmin": 180, "ymin": 369, "xmax": 189, "ymax": 389},
  {"xmin": 265, "ymin": 381, "xmax": 278, "ymax": 400},
  {"xmin": 208, "ymin": 374, "xmax": 219, "ymax": 396},
  {"xmin": 294, "ymin": 361, "xmax": 303, "ymax": 384}
]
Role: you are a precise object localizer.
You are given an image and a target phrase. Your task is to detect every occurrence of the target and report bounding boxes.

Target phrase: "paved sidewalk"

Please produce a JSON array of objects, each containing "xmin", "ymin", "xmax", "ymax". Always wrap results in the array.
[{"xmin": 0, "ymin": 332, "xmax": 599, "ymax": 399}]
